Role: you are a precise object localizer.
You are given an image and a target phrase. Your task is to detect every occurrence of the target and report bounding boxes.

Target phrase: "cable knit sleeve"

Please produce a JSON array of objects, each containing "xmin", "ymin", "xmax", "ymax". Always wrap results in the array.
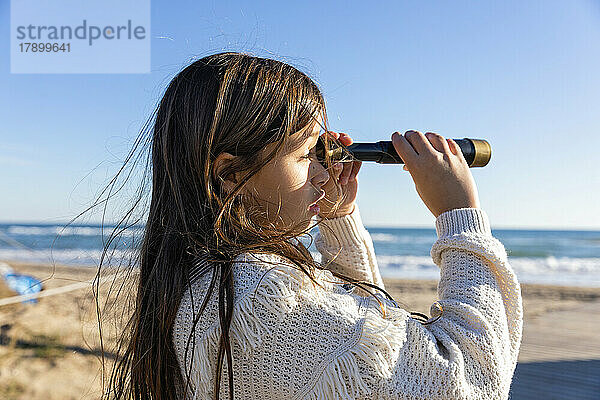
[
  {"xmin": 310, "ymin": 207, "xmax": 522, "ymax": 399},
  {"xmin": 314, "ymin": 204, "xmax": 385, "ymax": 291},
  {"xmin": 173, "ymin": 208, "xmax": 523, "ymax": 399},
  {"xmin": 368, "ymin": 207, "xmax": 524, "ymax": 398}
]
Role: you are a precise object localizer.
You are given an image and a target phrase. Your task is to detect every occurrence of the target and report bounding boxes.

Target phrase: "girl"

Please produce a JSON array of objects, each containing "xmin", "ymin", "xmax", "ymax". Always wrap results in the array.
[{"xmin": 100, "ymin": 52, "xmax": 523, "ymax": 399}]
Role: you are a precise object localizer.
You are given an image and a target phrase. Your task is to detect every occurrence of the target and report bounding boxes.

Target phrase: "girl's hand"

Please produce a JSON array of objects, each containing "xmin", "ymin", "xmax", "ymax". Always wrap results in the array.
[
  {"xmin": 317, "ymin": 131, "xmax": 362, "ymax": 219},
  {"xmin": 391, "ymin": 130, "xmax": 481, "ymax": 218}
]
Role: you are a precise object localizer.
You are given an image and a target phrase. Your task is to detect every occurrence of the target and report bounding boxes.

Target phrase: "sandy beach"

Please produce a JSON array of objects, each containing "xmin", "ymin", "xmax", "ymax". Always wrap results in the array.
[{"xmin": 1, "ymin": 261, "xmax": 599, "ymax": 399}]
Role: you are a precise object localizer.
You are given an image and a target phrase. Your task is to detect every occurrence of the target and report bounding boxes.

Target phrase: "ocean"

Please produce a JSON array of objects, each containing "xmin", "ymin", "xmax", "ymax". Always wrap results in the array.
[{"xmin": 1, "ymin": 222, "xmax": 599, "ymax": 287}]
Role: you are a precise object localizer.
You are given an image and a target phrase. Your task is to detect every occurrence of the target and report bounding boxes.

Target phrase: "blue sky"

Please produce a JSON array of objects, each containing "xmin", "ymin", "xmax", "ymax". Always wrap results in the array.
[{"xmin": 1, "ymin": 1, "xmax": 599, "ymax": 230}]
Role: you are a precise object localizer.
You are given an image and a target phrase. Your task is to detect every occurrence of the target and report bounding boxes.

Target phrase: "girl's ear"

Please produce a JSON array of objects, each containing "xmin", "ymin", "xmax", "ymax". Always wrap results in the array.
[{"xmin": 213, "ymin": 152, "xmax": 242, "ymax": 195}]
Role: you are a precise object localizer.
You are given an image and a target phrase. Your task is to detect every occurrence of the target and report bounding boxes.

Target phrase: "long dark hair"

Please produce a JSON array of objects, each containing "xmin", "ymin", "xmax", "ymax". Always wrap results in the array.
[{"xmin": 73, "ymin": 51, "xmax": 397, "ymax": 400}]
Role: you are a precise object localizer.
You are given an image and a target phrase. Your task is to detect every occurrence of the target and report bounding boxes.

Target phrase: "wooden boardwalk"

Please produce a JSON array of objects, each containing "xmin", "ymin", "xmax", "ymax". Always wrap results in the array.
[
  {"xmin": 510, "ymin": 300, "xmax": 600, "ymax": 399},
  {"xmin": 381, "ymin": 278, "xmax": 600, "ymax": 400}
]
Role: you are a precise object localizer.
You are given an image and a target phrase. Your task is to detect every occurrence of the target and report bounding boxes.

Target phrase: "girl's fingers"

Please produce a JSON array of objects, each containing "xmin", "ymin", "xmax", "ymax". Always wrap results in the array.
[
  {"xmin": 339, "ymin": 160, "xmax": 362, "ymax": 184},
  {"xmin": 391, "ymin": 132, "xmax": 418, "ymax": 166},
  {"xmin": 337, "ymin": 132, "xmax": 353, "ymax": 146},
  {"xmin": 321, "ymin": 131, "xmax": 352, "ymax": 147},
  {"xmin": 425, "ymin": 132, "xmax": 451, "ymax": 155},
  {"xmin": 447, "ymin": 138, "xmax": 459, "ymax": 156},
  {"xmin": 323, "ymin": 131, "xmax": 360, "ymax": 185},
  {"xmin": 348, "ymin": 161, "xmax": 362, "ymax": 181},
  {"xmin": 447, "ymin": 138, "xmax": 468, "ymax": 164},
  {"xmin": 339, "ymin": 161, "xmax": 353, "ymax": 185},
  {"xmin": 321, "ymin": 130, "xmax": 339, "ymax": 141},
  {"xmin": 404, "ymin": 130, "xmax": 438, "ymax": 157}
]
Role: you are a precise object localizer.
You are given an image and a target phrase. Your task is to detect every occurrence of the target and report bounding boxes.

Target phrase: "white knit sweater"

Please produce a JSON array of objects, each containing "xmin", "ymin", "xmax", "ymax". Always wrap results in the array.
[{"xmin": 172, "ymin": 205, "xmax": 523, "ymax": 399}]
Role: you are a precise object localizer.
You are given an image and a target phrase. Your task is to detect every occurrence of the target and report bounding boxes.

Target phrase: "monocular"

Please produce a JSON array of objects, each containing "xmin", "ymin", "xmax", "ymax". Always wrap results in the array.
[{"xmin": 315, "ymin": 136, "xmax": 492, "ymax": 168}]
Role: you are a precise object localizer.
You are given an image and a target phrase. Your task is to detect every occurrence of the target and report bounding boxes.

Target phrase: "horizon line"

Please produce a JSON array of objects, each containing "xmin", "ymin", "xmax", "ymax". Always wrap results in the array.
[{"xmin": 0, "ymin": 219, "xmax": 598, "ymax": 232}]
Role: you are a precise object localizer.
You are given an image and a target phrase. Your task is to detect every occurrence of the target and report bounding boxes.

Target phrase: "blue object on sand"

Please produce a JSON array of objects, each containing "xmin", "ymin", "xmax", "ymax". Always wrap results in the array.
[{"xmin": 2, "ymin": 273, "xmax": 43, "ymax": 304}]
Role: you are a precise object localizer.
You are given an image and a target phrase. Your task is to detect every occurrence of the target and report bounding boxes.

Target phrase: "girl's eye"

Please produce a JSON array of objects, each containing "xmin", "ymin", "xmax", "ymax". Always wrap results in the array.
[{"xmin": 302, "ymin": 148, "xmax": 317, "ymax": 160}]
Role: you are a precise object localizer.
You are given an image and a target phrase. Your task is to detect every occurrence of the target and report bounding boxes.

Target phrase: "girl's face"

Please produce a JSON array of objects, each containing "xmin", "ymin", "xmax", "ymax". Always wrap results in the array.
[{"xmin": 244, "ymin": 121, "xmax": 331, "ymax": 232}]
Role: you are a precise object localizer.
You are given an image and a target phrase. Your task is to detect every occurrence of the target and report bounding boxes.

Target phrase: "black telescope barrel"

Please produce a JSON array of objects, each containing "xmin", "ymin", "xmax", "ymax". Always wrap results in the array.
[{"xmin": 316, "ymin": 137, "xmax": 492, "ymax": 168}]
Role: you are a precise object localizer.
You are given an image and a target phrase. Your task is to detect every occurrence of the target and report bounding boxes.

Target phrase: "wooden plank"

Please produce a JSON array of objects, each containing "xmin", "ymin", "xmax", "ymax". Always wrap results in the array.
[{"xmin": 511, "ymin": 301, "xmax": 600, "ymax": 399}]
